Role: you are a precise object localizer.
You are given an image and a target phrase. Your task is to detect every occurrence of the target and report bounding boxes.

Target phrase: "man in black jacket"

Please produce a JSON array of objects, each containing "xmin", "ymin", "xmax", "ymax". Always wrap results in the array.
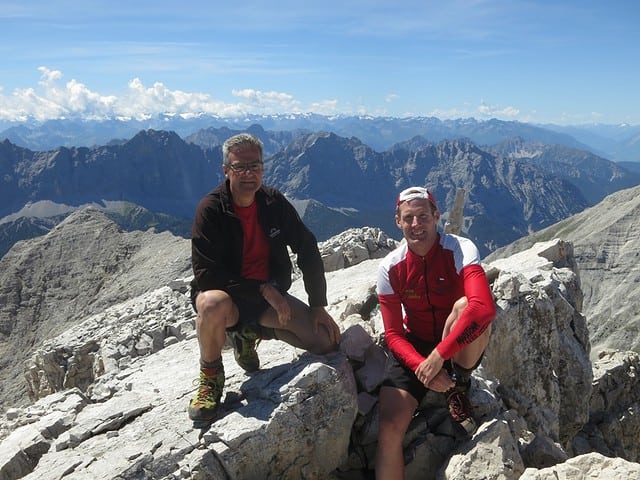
[{"xmin": 188, "ymin": 133, "xmax": 341, "ymax": 422}]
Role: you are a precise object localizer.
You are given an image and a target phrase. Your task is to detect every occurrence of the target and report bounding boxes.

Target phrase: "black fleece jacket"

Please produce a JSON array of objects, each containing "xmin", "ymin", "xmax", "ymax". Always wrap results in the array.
[{"xmin": 190, "ymin": 180, "xmax": 328, "ymax": 307}]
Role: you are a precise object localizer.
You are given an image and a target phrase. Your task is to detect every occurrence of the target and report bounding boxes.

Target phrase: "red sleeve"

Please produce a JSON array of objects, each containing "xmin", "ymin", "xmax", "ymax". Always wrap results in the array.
[
  {"xmin": 378, "ymin": 293, "xmax": 426, "ymax": 372},
  {"xmin": 436, "ymin": 263, "xmax": 495, "ymax": 359}
]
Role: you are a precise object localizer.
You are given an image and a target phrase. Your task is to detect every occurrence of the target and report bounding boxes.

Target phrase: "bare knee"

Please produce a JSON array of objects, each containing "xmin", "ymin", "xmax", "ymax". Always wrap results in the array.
[
  {"xmin": 276, "ymin": 297, "xmax": 339, "ymax": 354},
  {"xmin": 453, "ymin": 296, "xmax": 468, "ymax": 316},
  {"xmin": 378, "ymin": 414, "xmax": 407, "ymax": 444},
  {"xmin": 195, "ymin": 290, "xmax": 236, "ymax": 328},
  {"xmin": 307, "ymin": 335, "xmax": 339, "ymax": 355}
]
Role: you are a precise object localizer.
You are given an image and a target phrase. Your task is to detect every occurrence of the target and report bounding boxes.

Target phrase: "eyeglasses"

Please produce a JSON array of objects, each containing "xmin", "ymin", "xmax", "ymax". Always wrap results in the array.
[{"xmin": 227, "ymin": 162, "xmax": 264, "ymax": 173}]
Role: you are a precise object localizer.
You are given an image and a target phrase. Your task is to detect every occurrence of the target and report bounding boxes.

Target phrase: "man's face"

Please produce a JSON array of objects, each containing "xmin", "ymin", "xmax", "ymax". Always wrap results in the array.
[
  {"xmin": 223, "ymin": 146, "xmax": 264, "ymax": 196},
  {"xmin": 396, "ymin": 198, "xmax": 440, "ymax": 254}
]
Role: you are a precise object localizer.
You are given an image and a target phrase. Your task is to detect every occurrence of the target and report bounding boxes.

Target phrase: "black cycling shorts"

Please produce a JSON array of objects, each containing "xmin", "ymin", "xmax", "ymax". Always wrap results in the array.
[
  {"xmin": 190, "ymin": 289, "xmax": 275, "ymax": 338},
  {"xmin": 382, "ymin": 333, "xmax": 438, "ymax": 403},
  {"xmin": 382, "ymin": 333, "xmax": 484, "ymax": 402}
]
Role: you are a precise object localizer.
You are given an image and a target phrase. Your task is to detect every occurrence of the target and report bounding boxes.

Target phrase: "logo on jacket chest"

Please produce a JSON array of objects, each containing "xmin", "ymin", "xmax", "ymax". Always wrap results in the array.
[
  {"xmin": 269, "ymin": 227, "xmax": 281, "ymax": 238},
  {"xmin": 403, "ymin": 289, "xmax": 423, "ymax": 301}
]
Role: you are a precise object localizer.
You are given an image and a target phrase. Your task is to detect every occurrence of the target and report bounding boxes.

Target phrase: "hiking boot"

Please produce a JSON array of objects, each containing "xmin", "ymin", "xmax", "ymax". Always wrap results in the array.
[
  {"xmin": 230, "ymin": 325, "xmax": 260, "ymax": 372},
  {"xmin": 188, "ymin": 367, "xmax": 225, "ymax": 422},
  {"xmin": 446, "ymin": 388, "xmax": 477, "ymax": 436}
]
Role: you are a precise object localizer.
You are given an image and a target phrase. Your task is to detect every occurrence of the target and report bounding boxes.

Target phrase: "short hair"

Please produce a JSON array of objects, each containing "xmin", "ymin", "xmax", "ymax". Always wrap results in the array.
[{"xmin": 222, "ymin": 133, "xmax": 264, "ymax": 165}]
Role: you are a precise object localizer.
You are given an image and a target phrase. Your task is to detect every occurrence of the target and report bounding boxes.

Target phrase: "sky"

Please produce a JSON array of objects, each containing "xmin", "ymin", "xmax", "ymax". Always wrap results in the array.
[{"xmin": 0, "ymin": 0, "xmax": 638, "ymax": 125}]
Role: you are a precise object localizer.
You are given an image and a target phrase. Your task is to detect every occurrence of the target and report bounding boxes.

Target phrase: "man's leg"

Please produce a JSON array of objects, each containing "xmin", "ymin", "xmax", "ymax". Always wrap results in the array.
[
  {"xmin": 442, "ymin": 296, "xmax": 492, "ymax": 435},
  {"xmin": 189, "ymin": 290, "xmax": 238, "ymax": 421},
  {"xmin": 258, "ymin": 294, "xmax": 337, "ymax": 354},
  {"xmin": 444, "ymin": 296, "xmax": 492, "ymax": 370},
  {"xmin": 375, "ymin": 386, "xmax": 418, "ymax": 480},
  {"xmin": 195, "ymin": 290, "xmax": 239, "ymax": 361}
]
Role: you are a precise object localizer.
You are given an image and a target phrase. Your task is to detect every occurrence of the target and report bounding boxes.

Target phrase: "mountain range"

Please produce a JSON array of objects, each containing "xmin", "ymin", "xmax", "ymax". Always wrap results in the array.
[
  {"xmin": 2, "ymin": 122, "xmax": 640, "ymax": 260},
  {"xmin": 2, "ymin": 115, "xmax": 640, "ymax": 478},
  {"xmin": 2, "ymin": 114, "xmax": 639, "ymax": 162}
]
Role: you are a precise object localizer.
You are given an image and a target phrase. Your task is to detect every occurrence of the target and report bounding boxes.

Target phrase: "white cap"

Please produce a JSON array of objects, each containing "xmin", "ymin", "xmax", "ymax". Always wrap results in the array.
[{"xmin": 396, "ymin": 187, "xmax": 437, "ymax": 209}]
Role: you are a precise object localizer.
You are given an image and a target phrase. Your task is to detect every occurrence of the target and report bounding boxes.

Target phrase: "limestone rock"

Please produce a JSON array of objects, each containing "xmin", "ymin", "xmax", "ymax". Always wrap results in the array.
[
  {"xmin": 4, "ymin": 339, "xmax": 358, "ymax": 480},
  {"xmin": 318, "ymin": 227, "xmax": 398, "ymax": 272},
  {"xmin": 439, "ymin": 417, "xmax": 525, "ymax": 480},
  {"xmin": 0, "ymin": 207, "xmax": 191, "ymax": 409},
  {"xmin": 572, "ymin": 350, "xmax": 640, "ymax": 462},
  {"xmin": 520, "ymin": 452, "xmax": 640, "ymax": 479},
  {"xmin": 486, "ymin": 185, "xmax": 640, "ymax": 359},
  {"xmin": 483, "ymin": 240, "xmax": 593, "ymax": 448},
  {"xmin": 2, "ymin": 219, "xmax": 640, "ymax": 479},
  {"xmin": 23, "ymin": 286, "xmax": 196, "ymax": 401}
]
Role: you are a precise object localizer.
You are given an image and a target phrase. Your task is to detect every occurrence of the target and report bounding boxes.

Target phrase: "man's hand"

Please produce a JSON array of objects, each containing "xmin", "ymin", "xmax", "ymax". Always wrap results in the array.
[
  {"xmin": 310, "ymin": 306, "xmax": 341, "ymax": 345},
  {"xmin": 261, "ymin": 283, "xmax": 291, "ymax": 326},
  {"xmin": 414, "ymin": 348, "xmax": 454, "ymax": 392},
  {"xmin": 425, "ymin": 369, "xmax": 455, "ymax": 392}
]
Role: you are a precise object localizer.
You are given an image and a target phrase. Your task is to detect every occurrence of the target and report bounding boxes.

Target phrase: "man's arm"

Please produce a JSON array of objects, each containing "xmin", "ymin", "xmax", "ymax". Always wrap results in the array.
[
  {"xmin": 435, "ymin": 264, "xmax": 495, "ymax": 360},
  {"xmin": 378, "ymin": 294, "xmax": 426, "ymax": 372},
  {"xmin": 280, "ymin": 195, "xmax": 328, "ymax": 307}
]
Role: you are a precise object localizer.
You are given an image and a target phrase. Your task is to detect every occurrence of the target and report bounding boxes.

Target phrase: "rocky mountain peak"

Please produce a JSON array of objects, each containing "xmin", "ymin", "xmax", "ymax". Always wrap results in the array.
[
  {"xmin": 126, "ymin": 128, "xmax": 182, "ymax": 145},
  {"xmin": 0, "ymin": 207, "xmax": 191, "ymax": 407},
  {"xmin": 1, "ymin": 228, "xmax": 639, "ymax": 478}
]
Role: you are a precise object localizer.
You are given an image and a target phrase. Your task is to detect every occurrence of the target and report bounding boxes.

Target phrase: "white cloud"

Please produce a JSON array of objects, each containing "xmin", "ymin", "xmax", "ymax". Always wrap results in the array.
[
  {"xmin": 0, "ymin": 68, "xmax": 554, "ymax": 125},
  {"xmin": 477, "ymin": 100, "xmax": 520, "ymax": 119},
  {"xmin": 424, "ymin": 100, "xmax": 523, "ymax": 122},
  {"xmin": 231, "ymin": 89, "xmax": 302, "ymax": 113},
  {"xmin": 0, "ymin": 67, "xmax": 118, "ymax": 121},
  {"xmin": 427, "ymin": 106, "xmax": 476, "ymax": 120},
  {"xmin": 556, "ymin": 110, "xmax": 605, "ymax": 124},
  {"xmin": 0, "ymin": 68, "xmax": 313, "ymax": 121},
  {"xmin": 308, "ymin": 99, "xmax": 339, "ymax": 116},
  {"xmin": 118, "ymin": 78, "xmax": 229, "ymax": 119}
]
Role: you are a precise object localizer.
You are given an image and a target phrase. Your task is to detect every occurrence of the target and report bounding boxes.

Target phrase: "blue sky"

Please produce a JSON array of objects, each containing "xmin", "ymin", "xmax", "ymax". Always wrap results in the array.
[{"xmin": 1, "ymin": 0, "xmax": 638, "ymax": 125}]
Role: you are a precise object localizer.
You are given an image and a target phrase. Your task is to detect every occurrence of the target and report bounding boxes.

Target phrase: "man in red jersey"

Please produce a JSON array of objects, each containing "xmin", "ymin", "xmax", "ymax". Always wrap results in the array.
[
  {"xmin": 188, "ymin": 133, "xmax": 341, "ymax": 423},
  {"xmin": 375, "ymin": 186, "xmax": 495, "ymax": 479}
]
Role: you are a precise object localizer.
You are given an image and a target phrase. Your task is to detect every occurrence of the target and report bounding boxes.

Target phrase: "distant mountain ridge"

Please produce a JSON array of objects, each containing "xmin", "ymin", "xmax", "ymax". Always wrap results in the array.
[
  {"xmin": 542, "ymin": 122, "xmax": 640, "ymax": 163},
  {"xmin": 487, "ymin": 137, "xmax": 637, "ymax": 204},
  {"xmin": 185, "ymin": 123, "xmax": 310, "ymax": 156},
  {"xmin": 2, "ymin": 114, "xmax": 639, "ymax": 162},
  {"xmin": 0, "ymin": 131, "xmax": 215, "ymax": 219},
  {"xmin": 1, "ymin": 127, "xmax": 639, "ymax": 259}
]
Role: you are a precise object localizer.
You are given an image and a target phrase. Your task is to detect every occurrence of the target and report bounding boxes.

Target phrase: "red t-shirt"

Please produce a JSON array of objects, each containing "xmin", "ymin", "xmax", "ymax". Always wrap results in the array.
[{"xmin": 234, "ymin": 201, "xmax": 270, "ymax": 281}]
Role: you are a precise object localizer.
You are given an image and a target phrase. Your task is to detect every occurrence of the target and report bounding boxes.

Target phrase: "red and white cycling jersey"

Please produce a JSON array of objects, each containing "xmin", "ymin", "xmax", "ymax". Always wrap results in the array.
[{"xmin": 376, "ymin": 233, "xmax": 495, "ymax": 371}]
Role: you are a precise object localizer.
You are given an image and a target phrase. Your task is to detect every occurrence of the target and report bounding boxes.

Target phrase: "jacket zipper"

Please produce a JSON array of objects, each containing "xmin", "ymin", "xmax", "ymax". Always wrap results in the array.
[{"xmin": 423, "ymin": 256, "xmax": 438, "ymax": 341}]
